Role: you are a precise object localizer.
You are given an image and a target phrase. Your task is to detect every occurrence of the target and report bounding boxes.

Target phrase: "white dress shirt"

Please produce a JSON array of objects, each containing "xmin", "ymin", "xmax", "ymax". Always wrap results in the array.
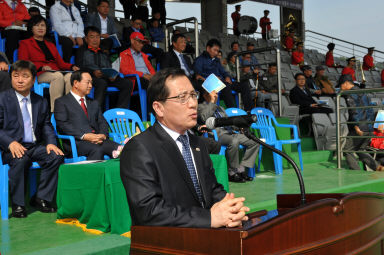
[
  {"xmin": 159, "ymin": 122, "xmax": 200, "ymax": 181},
  {"xmin": 50, "ymin": 1, "xmax": 85, "ymax": 38},
  {"xmin": 15, "ymin": 91, "xmax": 36, "ymax": 142},
  {"xmin": 98, "ymin": 13, "xmax": 108, "ymax": 35},
  {"xmin": 70, "ymin": 91, "xmax": 87, "ymax": 107}
]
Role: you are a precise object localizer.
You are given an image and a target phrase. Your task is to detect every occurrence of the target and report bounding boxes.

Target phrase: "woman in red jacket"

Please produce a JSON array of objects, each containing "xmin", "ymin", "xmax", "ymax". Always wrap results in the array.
[{"xmin": 18, "ymin": 15, "xmax": 79, "ymax": 111}]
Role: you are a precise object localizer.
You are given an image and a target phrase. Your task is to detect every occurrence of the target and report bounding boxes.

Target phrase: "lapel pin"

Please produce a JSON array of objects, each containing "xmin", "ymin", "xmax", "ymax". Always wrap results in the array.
[{"xmin": 196, "ymin": 148, "xmax": 200, "ymax": 151}]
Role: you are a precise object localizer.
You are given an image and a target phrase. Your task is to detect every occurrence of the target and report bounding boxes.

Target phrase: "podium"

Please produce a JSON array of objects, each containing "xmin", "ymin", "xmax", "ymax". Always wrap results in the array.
[{"xmin": 130, "ymin": 192, "xmax": 384, "ymax": 254}]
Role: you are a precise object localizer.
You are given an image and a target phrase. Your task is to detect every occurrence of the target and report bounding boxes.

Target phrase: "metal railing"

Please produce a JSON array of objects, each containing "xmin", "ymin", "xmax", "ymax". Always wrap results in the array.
[
  {"xmin": 305, "ymin": 30, "xmax": 384, "ymax": 68},
  {"xmin": 336, "ymin": 87, "xmax": 384, "ymax": 169},
  {"xmin": 164, "ymin": 17, "xmax": 199, "ymax": 57},
  {"xmin": 233, "ymin": 47, "xmax": 283, "ymax": 116}
]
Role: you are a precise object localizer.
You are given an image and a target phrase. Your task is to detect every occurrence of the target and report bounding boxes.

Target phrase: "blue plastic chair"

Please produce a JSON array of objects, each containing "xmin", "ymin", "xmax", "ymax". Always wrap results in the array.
[
  {"xmin": 103, "ymin": 108, "xmax": 146, "ymax": 144},
  {"xmin": 53, "ymin": 31, "xmax": 78, "ymax": 64},
  {"xmin": 33, "ymin": 79, "xmax": 50, "ymax": 97},
  {"xmin": 216, "ymin": 91, "xmax": 240, "ymax": 108},
  {"xmin": 88, "ymin": 86, "xmax": 120, "ymax": 110},
  {"xmin": 224, "ymin": 108, "xmax": 256, "ymax": 177},
  {"xmin": 120, "ymin": 73, "xmax": 148, "ymax": 121},
  {"xmin": 0, "ymin": 34, "xmax": 5, "ymax": 52},
  {"xmin": 251, "ymin": 107, "xmax": 303, "ymax": 175},
  {"xmin": 150, "ymin": 112, "xmax": 156, "ymax": 126}
]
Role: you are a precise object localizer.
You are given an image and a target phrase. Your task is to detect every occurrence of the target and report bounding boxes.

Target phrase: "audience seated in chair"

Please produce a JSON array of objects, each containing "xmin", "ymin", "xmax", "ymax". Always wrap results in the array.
[
  {"xmin": 19, "ymin": 15, "xmax": 80, "ymax": 112},
  {"xmin": 54, "ymin": 70, "xmax": 120, "ymax": 160},
  {"xmin": 76, "ymin": 26, "xmax": 133, "ymax": 109},
  {"xmin": 198, "ymin": 90, "xmax": 258, "ymax": 183},
  {"xmin": 50, "ymin": 0, "xmax": 84, "ymax": 62},
  {"xmin": 0, "ymin": 0, "xmax": 30, "ymax": 62},
  {"xmin": 0, "ymin": 60, "xmax": 64, "ymax": 218},
  {"xmin": 338, "ymin": 74, "xmax": 384, "ymax": 171},
  {"xmin": 120, "ymin": 31, "xmax": 155, "ymax": 91},
  {"xmin": 148, "ymin": 19, "xmax": 164, "ymax": 42},
  {"xmin": 193, "ymin": 38, "xmax": 253, "ymax": 111},
  {"xmin": 172, "ymin": 29, "xmax": 195, "ymax": 55},
  {"xmin": 314, "ymin": 65, "xmax": 336, "ymax": 96},
  {"xmin": 122, "ymin": 16, "xmax": 163, "ymax": 64},
  {"xmin": 0, "ymin": 52, "xmax": 11, "ymax": 92},
  {"xmin": 86, "ymin": 0, "xmax": 119, "ymax": 53},
  {"xmin": 289, "ymin": 73, "xmax": 333, "ymax": 115},
  {"xmin": 302, "ymin": 65, "xmax": 322, "ymax": 96},
  {"xmin": 257, "ymin": 63, "xmax": 284, "ymax": 107},
  {"xmin": 160, "ymin": 34, "xmax": 201, "ymax": 89},
  {"xmin": 291, "ymin": 41, "xmax": 304, "ymax": 68}
]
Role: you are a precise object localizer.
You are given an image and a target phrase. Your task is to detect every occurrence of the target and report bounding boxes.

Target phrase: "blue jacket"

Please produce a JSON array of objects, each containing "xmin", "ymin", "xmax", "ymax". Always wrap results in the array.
[
  {"xmin": 193, "ymin": 51, "xmax": 230, "ymax": 80},
  {"xmin": 149, "ymin": 27, "xmax": 165, "ymax": 42}
]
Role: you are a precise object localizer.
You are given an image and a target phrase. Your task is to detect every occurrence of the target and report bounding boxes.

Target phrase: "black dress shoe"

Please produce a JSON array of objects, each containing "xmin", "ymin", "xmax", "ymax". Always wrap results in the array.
[
  {"xmin": 240, "ymin": 172, "xmax": 254, "ymax": 181},
  {"xmin": 30, "ymin": 197, "xmax": 57, "ymax": 213},
  {"xmin": 228, "ymin": 173, "xmax": 246, "ymax": 183},
  {"xmin": 12, "ymin": 205, "xmax": 27, "ymax": 218}
]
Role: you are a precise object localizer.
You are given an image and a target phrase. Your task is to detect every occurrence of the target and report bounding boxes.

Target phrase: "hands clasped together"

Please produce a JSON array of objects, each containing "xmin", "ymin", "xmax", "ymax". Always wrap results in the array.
[{"xmin": 211, "ymin": 193, "xmax": 249, "ymax": 228}]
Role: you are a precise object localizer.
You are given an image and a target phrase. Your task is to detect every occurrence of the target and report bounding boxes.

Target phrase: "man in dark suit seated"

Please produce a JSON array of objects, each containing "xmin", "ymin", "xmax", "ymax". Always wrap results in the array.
[
  {"xmin": 193, "ymin": 39, "xmax": 253, "ymax": 111},
  {"xmin": 0, "ymin": 60, "xmax": 64, "ymax": 218},
  {"xmin": 76, "ymin": 26, "xmax": 133, "ymax": 109},
  {"xmin": 289, "ymin": 73, "xmax": 333, "ymax": 115},
  {"xmin": 160, "ymin": 33, "xmax": 204, "ymax": 89},
  {"xmin": 86, "ymin": 0, "xmax": 118, "ymax": 53},
  {"xmin": 120, "ymin": 68, "xmax": 249, "ymax": 228},
  {"xmin": 54, "ymin": 70, "xmax": 120, "ymax": 160}
]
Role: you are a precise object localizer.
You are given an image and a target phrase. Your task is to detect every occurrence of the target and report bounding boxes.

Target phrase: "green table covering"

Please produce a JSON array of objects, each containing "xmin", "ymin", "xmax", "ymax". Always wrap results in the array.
[{"xmin": 56, "ymin": 155, "xmax": 229, "ymax": 235}]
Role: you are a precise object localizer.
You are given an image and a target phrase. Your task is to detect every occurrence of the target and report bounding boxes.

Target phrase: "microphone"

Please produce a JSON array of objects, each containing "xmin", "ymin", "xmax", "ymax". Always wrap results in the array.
[{"xmin": 205, "ymin": 115, "xmax": 257, "ymax": 129}]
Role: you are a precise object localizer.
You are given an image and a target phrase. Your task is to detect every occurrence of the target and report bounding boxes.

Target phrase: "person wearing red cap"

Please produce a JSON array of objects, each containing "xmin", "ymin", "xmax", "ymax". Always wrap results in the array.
[
  {"xmin": 259, "ymin": 10, "xmax": 271, "ymax": 40},
  {"xmin": 363, "ymin": 47, "xmax": 375, "ymax": 71},
  {"xmin": 120, "ymin": 31, "xmax": 156, "ymax": 92}
]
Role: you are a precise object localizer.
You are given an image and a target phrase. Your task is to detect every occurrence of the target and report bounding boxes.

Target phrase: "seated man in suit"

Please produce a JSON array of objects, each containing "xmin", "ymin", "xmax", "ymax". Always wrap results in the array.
[
  {"xmin": 193, "ymin": 39, "xmax": 253, "ymax": 111},
  {"xmin": 54, "ymin": 70, "xmax": 120, "ymax": 160},
  {"xmin": 76, "ymin": 26, "xmax": 133, "ymax": 109},
  {"xmin": 289, "ymin": 73, "xmax": 333, "ymax": 115},
  {"xmin": 86, "ymin": 0, "xmax": 118, "ymax": 53},
  {"xmin": 198, "ymin": 90, "xmax": 258, "ymax": 183},
  {"xmin": 120, "ymin": 68, "xmax": 249, "ymax": 228},
  {"xmin": 119, "ymin": 32, "xmax": 156, "ymax": 90},
  {"xmin": 160, "ymin": 33, "xmax": 204, "ymax": 89},
  {"xmin": 0, "ymin": 60, "xmax": 64, "ymax": 218}
]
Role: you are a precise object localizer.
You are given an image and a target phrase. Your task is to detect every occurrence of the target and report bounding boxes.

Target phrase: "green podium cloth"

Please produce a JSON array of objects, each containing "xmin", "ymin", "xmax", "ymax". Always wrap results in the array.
[{"xmin": 56, "ymin": 155, "xmax": 229, "ymax": 235}]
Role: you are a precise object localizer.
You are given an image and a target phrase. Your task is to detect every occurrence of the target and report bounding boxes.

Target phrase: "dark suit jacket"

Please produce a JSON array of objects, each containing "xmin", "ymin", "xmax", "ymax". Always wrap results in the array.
[
  {"xmin": 289, "ymin": 85, "xmax": 316, "ymax": 108},
  {"xmin": 86, "ymin": 12, "xmax": 117, "ymax": 35},
  {"xmin": 160, "ymin": 50, "xmax": 193, "ymax": 75},
  {"xmin": 0, "ymin": 89, "xmax": 56, "ymax": 151},
  {"xmin": 120, "ymin": 122, "xmax": 226, "ymax": 227},
  {"xmin": 54, "ymin": 93, "xmax": 109, "ymax": 140}
]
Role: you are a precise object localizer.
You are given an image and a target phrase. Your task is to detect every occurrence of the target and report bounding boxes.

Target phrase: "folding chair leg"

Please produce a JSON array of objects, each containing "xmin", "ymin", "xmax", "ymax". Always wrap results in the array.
[
  {"xmin": 297, "ymin": 143, "xmax": 304, "ymax": 171},
  {"xmin": 257, "ymin": 145, "xmax": 263, "ymax": 172},
  {"xmin": 1, "ymin": 165, "xmax": 9, "ymax": 220}
]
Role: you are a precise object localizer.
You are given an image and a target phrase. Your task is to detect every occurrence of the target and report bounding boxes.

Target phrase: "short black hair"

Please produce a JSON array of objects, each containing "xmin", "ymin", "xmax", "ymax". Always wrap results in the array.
[
  {"xmin": 131, "ymin": 16, "xmax": 142, "ymax": 22},
  {"xmin": 294, "ymin": 73, "xmax": 305, "ymax": 80},
  {"xmin": 97, "ymin": 0, "xmax": 109, "ymax": 6},
  {"xmin": 147, "ymin": 68, "xmax": 188, "ymax": 116},
  {"xmin": 231, "ymin": 41, "xmax": 239, "ymax": 48},
  {"xmin": 10, "ymin": 60, "xmax": 37, "ymax": 79},
  {"xmin": 70, "ymin": 70, "xmax": 89, "ymax": 86},
  {"xmin": 27, "ymin": 15, "xmax": 47, "ymax": 35},
  {"xmin": 171, "ymin": 33, "xmax": 185, "ymax": 43},
  {"xmin": 206, "ymin": 38, "xmax": 221, "ymax": 48},
  {"xmin": 269, "ymin": 62, "xmax": 277, "ymax": 68},
  {"xmin": 85, "ymin": 26, "xmax": 101, "ymax": 36},
  {"xmin": 28, "ymin": 6, "xmax": 40, "ymax": 14}
]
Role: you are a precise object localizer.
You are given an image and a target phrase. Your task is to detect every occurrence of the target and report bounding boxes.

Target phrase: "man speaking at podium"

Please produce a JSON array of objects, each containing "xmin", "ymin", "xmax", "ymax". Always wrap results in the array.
[{"xmin": 120, "ymin": 68, "xmax": 249, "ymax": 228}]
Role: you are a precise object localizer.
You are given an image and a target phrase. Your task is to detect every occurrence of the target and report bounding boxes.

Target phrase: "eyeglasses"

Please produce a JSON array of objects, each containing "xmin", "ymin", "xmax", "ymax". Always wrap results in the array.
[{"xmin": 161, "ymin": 91, "xmax": 200, "ymax": 104}]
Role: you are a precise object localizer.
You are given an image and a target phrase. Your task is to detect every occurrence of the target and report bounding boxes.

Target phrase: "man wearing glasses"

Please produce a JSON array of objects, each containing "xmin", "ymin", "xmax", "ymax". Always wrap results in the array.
[
  {"xmin": 120, "ymin": 31, "xmax": 156, "ymax": 90},
  {"xmin": 120, "ymin": 68, "xmax": 249, "ymax": 228}
]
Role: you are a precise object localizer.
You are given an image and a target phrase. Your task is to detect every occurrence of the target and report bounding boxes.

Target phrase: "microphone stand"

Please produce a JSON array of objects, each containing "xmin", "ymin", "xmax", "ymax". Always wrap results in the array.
[{"xmin": 241, "ymin": 128, "xmax": 306, "ymax": 205}]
